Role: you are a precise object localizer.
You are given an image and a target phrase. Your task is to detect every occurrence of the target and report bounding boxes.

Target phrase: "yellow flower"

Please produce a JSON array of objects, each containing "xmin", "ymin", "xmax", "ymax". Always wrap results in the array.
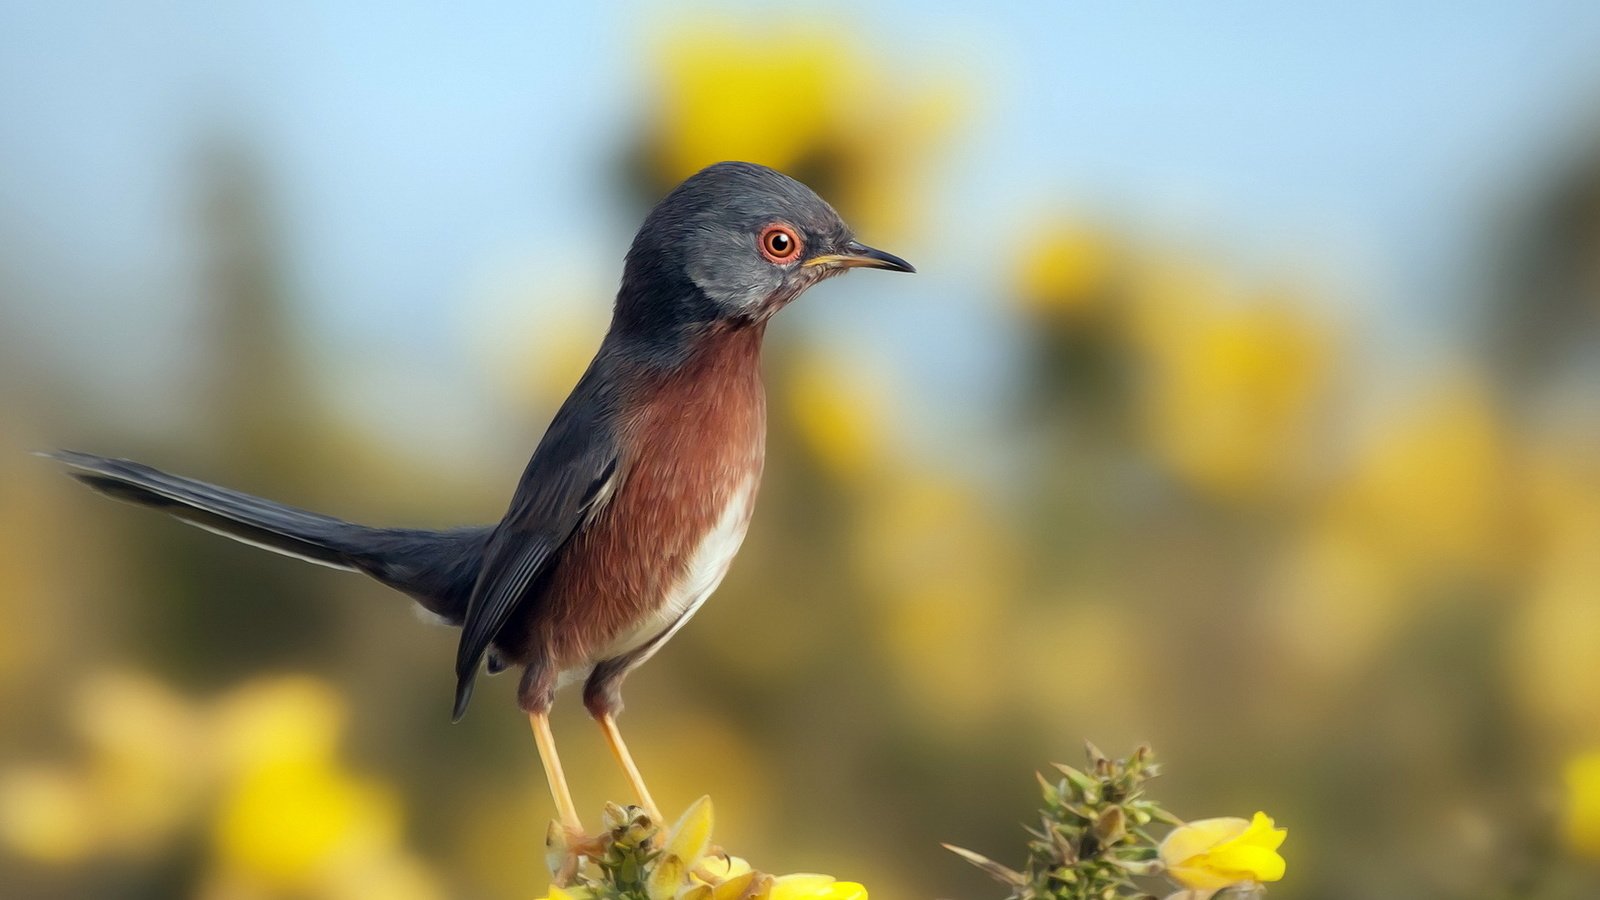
[
  {"xmin": 207, "ymin": 676, "xmax": 441, "ymax": 898},
  {"xmin": 1508, "ymin": 431, "xmax": 1600, "ymax": 737},
  {"xmin": 649, "ymin": 27, "xmax": 859, "ymax": 183},
  {"xmin": 785, "ymin": 351, "xmax": 890, "ymax": 481},
  {"xmin": 1012, "ymin": 221, "xmax": 1120, "ymax": 323},
  {"xmin": 852, "ymin": 473, "xmax": 1013, "ymax": 723},
  {"xmin": 637, "ymin": 23, "xmax": 959, "ymax": 237},
  {"xmin": 771, "ymin": 874, "xmax": 869, "ymax": 899},
  {"xmin": 1131, "ymin": 268, "xmax": 1332, "ymax": 501},
  {"xmin": 73, "ymin": 672, "xmax": 204, "ymax": 852},
  {"xmin": 692, "ymin": 854, "xmax": 754, "ymax": 883},
  {"xmin": 211, "ymin": 675, "xmax": 345, "ymax": 772},
  {"xmin": 1325, "ymin": 374, "xmax": 1508, "ymax": 578},
  {"xmin": 537, "ymin": 887, "xmax": 594, "ymax": 900},
  {"xmin": 1160, "ymin": 811, "xmax": 1287, "ymax": 891},
  {"xmin": 646, "ymin": 795, "xmax": 715, "ymax": 899},
  {"xmin": 0, "ymin": 766, "xmax": 98, "ymax": 863},
  {"xmin": 213, "ymin": 759, "xmax": 401, "ymax": 888},
  {"xmin": 582, "ymin": 797, "xmax": 868, "ymax": 900},
  {"xmin": 1564, "ymin": 752, "xmax": 1600, "ymax": 858},
  {"xmin": 0, "ymin": 670, "xmax": 442, "ymax": 897}
]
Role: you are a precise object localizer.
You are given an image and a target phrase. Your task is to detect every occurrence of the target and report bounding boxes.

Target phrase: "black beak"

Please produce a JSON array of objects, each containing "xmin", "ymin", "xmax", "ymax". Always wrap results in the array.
[{"xmin": 804, "ymin": 240, "xmax": 916, "ymax": 274}]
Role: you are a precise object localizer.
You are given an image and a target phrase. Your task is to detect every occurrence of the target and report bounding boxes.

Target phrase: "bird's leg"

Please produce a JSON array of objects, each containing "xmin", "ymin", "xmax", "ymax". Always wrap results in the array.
[
  {"xmin": 529, "ymin": 711, "xmax": 584, "ymax": 834},
  {"xmin": 584, "ymin": 665, "xmax": 663, "ymax": 828},
  {"xmin": 529, "ymin": 710, "xmax": 611, "ymax": 885},
  {"xmin": 597, "ymin": 712, "xmax": 662, "ymax": 825}
]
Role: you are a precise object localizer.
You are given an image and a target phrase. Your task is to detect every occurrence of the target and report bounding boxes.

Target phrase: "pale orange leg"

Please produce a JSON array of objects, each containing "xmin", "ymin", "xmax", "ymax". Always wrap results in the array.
[
  {"xmin": 598, "ymin": 713, "xmax": 662, "ymax": 824},
  {"xmin": 530, "ymin": 712, "xmax": 584, "ymax": 833}
]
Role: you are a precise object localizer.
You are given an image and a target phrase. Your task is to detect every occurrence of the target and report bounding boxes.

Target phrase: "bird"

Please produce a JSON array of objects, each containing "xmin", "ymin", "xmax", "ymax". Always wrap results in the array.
[{"xmin": 46, "ymin": 160, "xmax": 913, "ymax": 840}]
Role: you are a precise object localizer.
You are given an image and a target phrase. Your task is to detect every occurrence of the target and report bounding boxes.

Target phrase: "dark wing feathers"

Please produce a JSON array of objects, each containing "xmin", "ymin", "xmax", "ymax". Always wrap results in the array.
[
  {"xmin": 51, "ymin": 353, "xmax": 629, "ymax": 724},
  {"xmin": 450, "ymin": 363, "xmax": 623, "ymax": 721},
  {"xmin": 450, "ymin": 542, "xmax": 556, "ymax": 720}
]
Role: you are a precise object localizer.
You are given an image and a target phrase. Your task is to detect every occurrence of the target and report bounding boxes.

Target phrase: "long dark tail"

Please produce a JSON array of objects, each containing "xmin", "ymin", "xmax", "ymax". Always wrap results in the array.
[{"xmin": 46, "ymin": 450, "xmax": 488, "ymax": 624}]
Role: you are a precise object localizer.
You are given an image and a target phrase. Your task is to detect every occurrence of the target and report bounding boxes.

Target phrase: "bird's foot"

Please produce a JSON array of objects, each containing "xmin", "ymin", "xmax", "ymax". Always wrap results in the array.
[
  {"xmin": 544, "ymin": 821, "xmax": 607, "ymax": 885},
  {"xmin": 544, "ymin": 804, "xmax": 662, "ymax": 885},
  {"xmin": 544, "ymin": 816, "xmax": 630, "ymax": 877}
]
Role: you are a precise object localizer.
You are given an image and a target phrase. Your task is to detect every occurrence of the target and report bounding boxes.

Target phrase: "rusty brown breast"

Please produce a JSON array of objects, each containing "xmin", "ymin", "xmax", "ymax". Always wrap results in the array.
[{"xmin": 498, "ymin": 320, "xmax": 768, "ymax": 702}]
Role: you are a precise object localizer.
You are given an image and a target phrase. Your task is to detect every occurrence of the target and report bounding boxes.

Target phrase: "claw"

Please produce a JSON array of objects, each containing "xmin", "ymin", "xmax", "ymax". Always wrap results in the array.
[
  {"xmin": 545, "ymin": 819, "xmax": 617, "ymax": 886},
  {"xmin": 545, "ymin": 820, "xmax": 576, "ymax": 885}
]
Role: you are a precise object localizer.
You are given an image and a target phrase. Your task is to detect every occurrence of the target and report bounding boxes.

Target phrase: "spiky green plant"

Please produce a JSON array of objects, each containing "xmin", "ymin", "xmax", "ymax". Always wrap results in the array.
[{"xmin": 945, "ymin": 743, "xmax": 1179, "ymax": 899}]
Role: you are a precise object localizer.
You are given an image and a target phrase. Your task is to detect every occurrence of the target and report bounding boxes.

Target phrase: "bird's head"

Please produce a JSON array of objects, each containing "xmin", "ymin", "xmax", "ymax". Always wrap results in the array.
[{"xmin": 615, "ymin": 161, "xmax": 913, "ymax": 334}]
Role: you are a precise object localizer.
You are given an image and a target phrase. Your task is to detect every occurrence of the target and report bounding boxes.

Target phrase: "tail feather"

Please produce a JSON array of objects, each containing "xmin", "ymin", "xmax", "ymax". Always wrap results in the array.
[{"xmin": 46, "ymin": 450, "xmax": 487, "ymax": 623}]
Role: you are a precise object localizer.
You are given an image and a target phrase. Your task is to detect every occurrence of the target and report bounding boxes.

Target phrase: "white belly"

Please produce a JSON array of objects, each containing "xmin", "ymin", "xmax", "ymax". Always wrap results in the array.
[{"xmin": 562, "ymin": 475, "xmax": 756, "ymax": 685}]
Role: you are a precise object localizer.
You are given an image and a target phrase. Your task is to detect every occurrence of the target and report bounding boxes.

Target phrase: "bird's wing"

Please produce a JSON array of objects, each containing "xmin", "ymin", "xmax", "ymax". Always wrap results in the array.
[{"xmin": 451, "ymin": 367, "xmax": 623, "ymax": 721}]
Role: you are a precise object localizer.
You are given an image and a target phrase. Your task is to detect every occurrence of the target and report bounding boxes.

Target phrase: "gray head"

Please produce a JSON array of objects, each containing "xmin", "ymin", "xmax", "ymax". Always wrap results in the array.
[{"xmin": 613, "ymin": 161, "xmax": 912, "ymax": 337}]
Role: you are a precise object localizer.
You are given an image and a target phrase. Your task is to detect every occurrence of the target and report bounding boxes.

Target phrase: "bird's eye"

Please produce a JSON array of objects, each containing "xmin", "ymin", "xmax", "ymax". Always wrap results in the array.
[{"xmin": 758, "ymin": 224, "xmax": 802, "ymax": 264}]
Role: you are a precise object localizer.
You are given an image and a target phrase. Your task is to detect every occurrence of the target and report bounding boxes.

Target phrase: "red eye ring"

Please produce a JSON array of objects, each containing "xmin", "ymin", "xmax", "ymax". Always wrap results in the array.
[{"xmin": 759, "ymin": 224, "xmax": 802, "ymax": 263}]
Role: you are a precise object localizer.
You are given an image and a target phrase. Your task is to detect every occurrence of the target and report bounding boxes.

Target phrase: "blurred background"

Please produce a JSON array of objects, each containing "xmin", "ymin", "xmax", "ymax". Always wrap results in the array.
[{"xmin": 5, "ymin": 3, "xmax": 1600, "ymax": 898}]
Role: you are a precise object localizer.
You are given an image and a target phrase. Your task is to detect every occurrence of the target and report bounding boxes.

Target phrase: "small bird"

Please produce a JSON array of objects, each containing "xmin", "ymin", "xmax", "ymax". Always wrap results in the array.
[{"xmin": 48, "ymin": 160, "xmax": 912, "ymax": 838}]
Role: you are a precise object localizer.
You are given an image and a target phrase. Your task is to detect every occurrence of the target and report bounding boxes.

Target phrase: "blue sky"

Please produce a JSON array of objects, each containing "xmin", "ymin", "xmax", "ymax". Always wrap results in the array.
[{"xmin": 5, "ymin": 2, "xmax": 1600, "ymax": 455}]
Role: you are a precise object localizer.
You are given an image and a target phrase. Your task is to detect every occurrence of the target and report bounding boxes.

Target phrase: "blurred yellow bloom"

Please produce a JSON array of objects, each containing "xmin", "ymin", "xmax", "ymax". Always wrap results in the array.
[
  {"xmin": 1159, "ymin": 811, "xmax": 1287, "ymax": 891},
  {"xmin": 1520, "ymin": 426, "xmax": 1600, "ymax": 559},
  {"xmin": 0, "ymin": 766, "xmax": 97, "ymax": 863},
  {"xmin": 1270, "ymin": 519, "xmax": 1408, "ymax": 681},
  {"xmin": 485, "ymin": 299, "xmax": 608, "ymax": 411},
  {"xmin": 852, "ymin": 474, "xmax": 1013, "ymax": 723},
  {"xmin": 304, "ymin": 853, "xmax": 445, "ymax": 900},
  {"xmin": 0, "ymin": 670, "xmax": 442, "ymax": 899},
  {"xmin": 209, "ymin": 676, "xmax": 440, "ymax": 899},
  {"xmin": 1131, "ymin": 265, "xmax": 1332, "ymax": 501},
  {"xmin": 212, "ymin": 675, "xmax": 346, "ymax": 772},
  {"xmin": 1013, "ymin": 221, "xmax": 1120, "ymax": 323},
  {"xmin": 214, "ymin": 759, "xmax": 401, "ymax": 887},
  {"xmin": 640, "ymin": 24, "xmax": 959, "ymax": 237},
  {"xmin": 1327, "ymin": 374, "xmax": 1508, "ymax": 579},
  {"xmin": 1510, "ymin": 429, "xmax": 1600, "ymax": 739},
  {"xmin": 651, "ymin": 28, "xmax": 856, "ymax": 179},
  {"xmin": 786, "ymin": 351, "xmax": 889, "ymax": 480},
  {"xmin": 1510, "ymin": 542, "xmax": 1600, "ymax": 739},
  {"xmin": 0, "ymin": 672, "xmax": 204, "ymax": 863},
  {"xmin": 73, "ymin": 672, "xmax": 204, "ymax": 852},
  {"xmin": 1563, "ymin": 752, "xmax": 1600, "ymax": 858}
]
